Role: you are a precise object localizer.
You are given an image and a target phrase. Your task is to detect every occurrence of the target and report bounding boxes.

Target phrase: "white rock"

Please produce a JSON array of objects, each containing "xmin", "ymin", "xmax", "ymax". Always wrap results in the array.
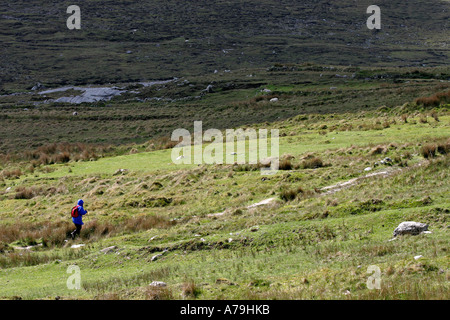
[
  {"xmin": 149, "ymin": 281, "xmax": 167, "ymax": 287},
  {"xmin": 151, "ymin": 254, "xmax": 163, "ymax": 261},
  {"xmin": 71, "ymin": 244, "xmax": 85, "ymax": 249},
  {"xmin": 414, "ymin": 255, "xmax": 423, "ymax": 260},
  {"xmin": 100, "ymin": 246, "xmax": 117, "ymax": 254},
  {"xmin": 393, "ymin": 221, "xmax": 429, "ymax": 237},
  {"xmin": 270, "ymin": 98, "xmax": 279, "ymax": 102}
]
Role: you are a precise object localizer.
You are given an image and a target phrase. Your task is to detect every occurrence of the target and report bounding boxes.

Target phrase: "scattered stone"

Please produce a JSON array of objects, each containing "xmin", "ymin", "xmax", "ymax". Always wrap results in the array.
[
  {"xmin": 31, "ymin": 82, "xmax": 44, "ymax": 91},
  {"xmin": 393, "ymin": 221, "xmax": 429, "ymax": 237},
  {"xmin": 149, "ymin": 281, "xmax": 167, "ymax": 287},
  {"xmin": 151, "ymin": 254, "xmax": 163, "ymax": 261},
  {"xmin": 379, "ymin": 157, "xmax": 393, "ymax": 166},
  {"xmin": 364, "ymin": 167, "xmax": 372, "ymax": 172},
  {"xmin": 247, "ymin": 198, "xmax": 275, "ymax": 209},
  {"xmin": 71, "ymin": 244, "xmax": 85, "ymax": 249},
  {"xmin": 100, "ymin": 246, "xmax": 117, "ymax": 254},
  {"xmin": 151, "ymin": 249, "xmax": 168, "ymax": 261},
  {"xmin": 414, "ymin": 255, "xmax": 423, "ymax": 260},
  {"xmin": 204, "ymin": 84, "xmax": 214, "ymax": 93},
  {"xmin": 113, "ymin": 168, "xmax": 128, "ymax": 176},
  {"xmin": 270, "ymin": 97, "xmax": 279, "ymax": 102}
]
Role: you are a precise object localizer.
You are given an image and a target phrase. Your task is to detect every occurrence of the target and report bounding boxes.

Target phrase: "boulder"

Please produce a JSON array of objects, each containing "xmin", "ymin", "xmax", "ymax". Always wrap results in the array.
[{"xmin": 393, "ymin": 221, "xmax": 429, "ymax": 237}]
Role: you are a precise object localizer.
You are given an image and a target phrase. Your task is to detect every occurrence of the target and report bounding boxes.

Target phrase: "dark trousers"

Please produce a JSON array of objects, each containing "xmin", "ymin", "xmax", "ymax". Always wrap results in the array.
[{"xmin": 71, "ymin": 224, "xmax": 82, "ymax": 239}]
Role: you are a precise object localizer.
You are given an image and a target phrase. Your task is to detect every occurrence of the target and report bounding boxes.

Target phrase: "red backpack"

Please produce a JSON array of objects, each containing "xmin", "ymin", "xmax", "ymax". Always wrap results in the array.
[{"xmin": 71, "ymin": 205, "xmax": 80, "ymax": 218}]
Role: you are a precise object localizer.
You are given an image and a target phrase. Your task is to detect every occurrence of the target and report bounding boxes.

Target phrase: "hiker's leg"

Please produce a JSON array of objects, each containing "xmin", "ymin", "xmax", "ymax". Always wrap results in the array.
[
  {"xmin": 75, "ymin": 224, "xmax": 82, "ymax": 237},
  {"xmin": 72, "ymin": 224, "xmax": 82, "ymax": 239}
]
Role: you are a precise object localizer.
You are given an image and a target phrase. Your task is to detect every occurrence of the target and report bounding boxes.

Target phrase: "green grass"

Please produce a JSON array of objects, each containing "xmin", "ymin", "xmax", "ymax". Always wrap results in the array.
[{"xmin": 0, "ymin": 99, "xmax": 448, "ymax": 299}]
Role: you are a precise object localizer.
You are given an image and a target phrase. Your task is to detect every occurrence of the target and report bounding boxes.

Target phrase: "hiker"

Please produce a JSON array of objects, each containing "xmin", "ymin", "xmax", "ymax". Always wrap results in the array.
[{"xmin": 70, "ymin": 199, "xmax": 88, "ymax": 240}]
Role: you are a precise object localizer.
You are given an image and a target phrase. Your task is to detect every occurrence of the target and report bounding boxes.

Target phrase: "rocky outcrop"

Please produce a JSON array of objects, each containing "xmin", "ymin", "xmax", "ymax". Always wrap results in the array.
[{"xmin": 393, "ymin": 221, "xmax": 429, "ymax": 237}]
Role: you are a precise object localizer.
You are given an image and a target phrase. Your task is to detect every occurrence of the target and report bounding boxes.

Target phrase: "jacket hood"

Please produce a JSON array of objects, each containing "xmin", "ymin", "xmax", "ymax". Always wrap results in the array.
[{"xmin": 77, "ymin": 199, "xmax": 84, "ymax": 206}]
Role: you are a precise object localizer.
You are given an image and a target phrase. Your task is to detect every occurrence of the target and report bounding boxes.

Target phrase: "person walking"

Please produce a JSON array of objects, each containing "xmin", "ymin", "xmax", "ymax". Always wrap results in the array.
[{"xmin": 70, "ymin": 199, "xmax": 88, "ymax": 240}]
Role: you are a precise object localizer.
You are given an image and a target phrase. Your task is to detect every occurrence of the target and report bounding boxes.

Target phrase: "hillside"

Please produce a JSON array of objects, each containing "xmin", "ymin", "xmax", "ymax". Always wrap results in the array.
[
  {"xmin": 0, "ymin": 1, "xmax": 449, "ymax": 303},
  {"xmin": 0, "ymin": 88, "xmax": 449, "ymax": 299},
  {"xmin": 1, "ymin": 0, "xmax": 449, "ymax": 91}
]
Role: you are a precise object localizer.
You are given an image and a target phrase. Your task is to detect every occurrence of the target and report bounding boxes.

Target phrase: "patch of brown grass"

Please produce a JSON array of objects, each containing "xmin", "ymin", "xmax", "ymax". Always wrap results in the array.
[
  {"xmin": 182, "ymin": 280, "xmax": 202, "ymax": 298},
  {"xmin": 370, "ymin": 145, "xmax": 387, "ymax": 156},
  {"xmin": 144, "ymin": 285, "xmax": 174, "ymax": 300},
  {"xmin": 298, "ymin": 157, "xmax": 324, "ymax": 169},
  {"xmin": 421, "ymin": 144, "xmax": 437, "ymax": 159},
  {"xmin": 415, "ymin": 90, "xmax": 450, "ymax": 108}
]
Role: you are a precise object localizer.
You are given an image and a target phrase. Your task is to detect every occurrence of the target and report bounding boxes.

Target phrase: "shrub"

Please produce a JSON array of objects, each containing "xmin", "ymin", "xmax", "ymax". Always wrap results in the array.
[
  {"xmin": 145, "ymin": 285, "xmax": 173, "ymax": 300},
  {"xmin": 437, "ymin": 142, "xmax": 450, "ymax": 155},
  {"xmin": 1, "ymin": 168, "xmax": 23, "ymax": 179},
  {"xmin": 182, "ymin": 280, "xmax": 202, "ymax": 298},
  {"xmin": 279, "ymin": 159, "xmax": 292, "ymax": 170},
  {"xmin": 415, "ymin": 90, "xmax": 450, "ymax": 108},
  {"xmin": 370, "ymin": 145, "xmax": 387, "ymax": 156},
  {"xmin": 421, "ymin": 144, "xmax": 437, "ymax": 159},
  {"xmin": 14, "ymin": 186, "xmax": 39, "ymax": 199},
  {"xmin": 401, "ymin": 114, "xmax": 408, "ymax": 123},
  {"xmin": 299, "ymin": 157, "xmax": 324, "ymax": 169},
  {"xmin": 280, "ymin": 186, "xmax": 304, "ymax": 202}
]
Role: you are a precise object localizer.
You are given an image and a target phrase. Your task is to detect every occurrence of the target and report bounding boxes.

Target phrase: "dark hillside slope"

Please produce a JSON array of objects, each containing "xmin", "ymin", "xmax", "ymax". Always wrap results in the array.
[{"xmin": 1, "ymin": 0, "xmax": 449, "ymax": 90}]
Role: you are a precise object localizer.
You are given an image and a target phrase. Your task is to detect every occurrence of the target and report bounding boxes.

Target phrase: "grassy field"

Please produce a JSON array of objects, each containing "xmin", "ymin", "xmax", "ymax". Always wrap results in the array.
[
  {"xmin": 0, "ymin": 95, "xmax": 449, "ymax": 300},
  {"xmin": 0, "ymin": 0, "xmax": 449, "ymax": 301},
  {"xmin": 0, "ymin": 64, "xmax": 449, "ymax": 154}
]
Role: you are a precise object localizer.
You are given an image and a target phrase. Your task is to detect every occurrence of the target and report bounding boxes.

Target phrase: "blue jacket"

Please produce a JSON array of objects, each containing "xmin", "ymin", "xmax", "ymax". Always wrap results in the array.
[{"xmin": 72, "ymin": 199, "xmax": 87, "ymax": 225}]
